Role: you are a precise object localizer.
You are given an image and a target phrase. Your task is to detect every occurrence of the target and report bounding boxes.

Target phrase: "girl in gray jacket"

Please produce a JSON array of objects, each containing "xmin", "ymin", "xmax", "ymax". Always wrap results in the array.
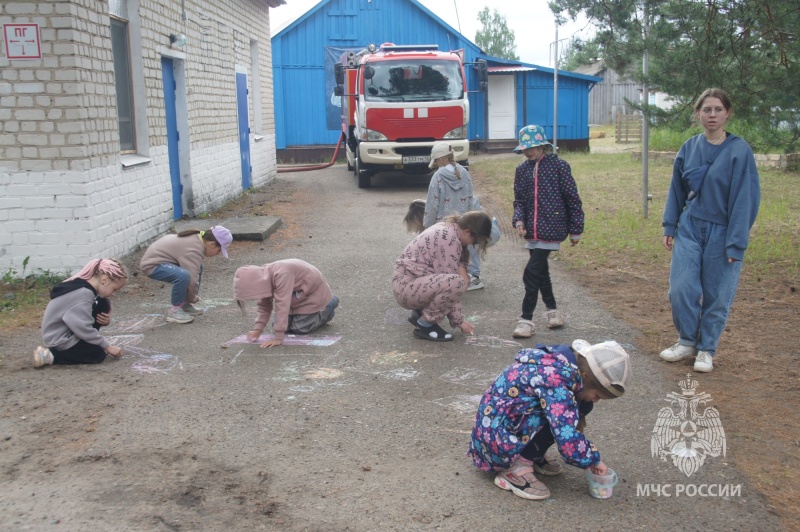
[{"xmin": 34, "ymin": 258, "xmax": 128, "ymax": 368}]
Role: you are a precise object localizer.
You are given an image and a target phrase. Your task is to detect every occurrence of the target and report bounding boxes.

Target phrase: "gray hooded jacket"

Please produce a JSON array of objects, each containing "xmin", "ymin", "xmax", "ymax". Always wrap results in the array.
[{"xmin": 423, "ymin": 163, "xmax": 474, "ymax": 229}]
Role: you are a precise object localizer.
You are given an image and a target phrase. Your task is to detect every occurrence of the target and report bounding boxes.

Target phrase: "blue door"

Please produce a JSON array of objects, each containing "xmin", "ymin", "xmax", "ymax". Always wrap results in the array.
[
  {"xmin": 236, "ymin": 72, "xmax": 252, "ymax": 190},
  {"xmin": 161, "ymin": 57, "xmax": 182, "ymax": 219}
]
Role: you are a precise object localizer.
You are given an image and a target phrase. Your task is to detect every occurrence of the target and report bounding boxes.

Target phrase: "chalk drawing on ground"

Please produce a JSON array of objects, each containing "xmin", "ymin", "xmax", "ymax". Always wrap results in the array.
[
  {"xmin": 105, "ymin": 314, "xmax": 166, "ymax": 334},
  {"xmin": 440, "ymin": 367, "xmax": 496, "ymax": 387},
  {"xmin": 272, "ymin": 361, "xmax": 353, "ymax": 393},
  {"xmin": 223, "ymin": 333, "xmax": 341, "ymax": 347},
  {"xmin": 376, "ymin": 367, "xmax": 420, "ymax": 381},
  {"xmin": 119, "ymin": 344, "xmax": 182, "ymax": 374},
  {"xmin": 431, "ymin": 394, "xmax": 483, "ymax": 416},
  {"xmin": 369, "ymin": 350, "xmax": 438, "ymax": 366},
  {"xmin": 106, "ymin": 334, "xmax": 145, "ymax": 347},
  {"xmin": 465, "ymin": 335, "xmax": 522, "ymax": 349}
]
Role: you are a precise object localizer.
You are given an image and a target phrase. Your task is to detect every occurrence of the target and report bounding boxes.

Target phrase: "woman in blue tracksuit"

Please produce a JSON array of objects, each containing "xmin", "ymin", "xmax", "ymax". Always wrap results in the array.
[{"xmin": 660, "ymin": 87, "xmax": 761, "ymax": 373}]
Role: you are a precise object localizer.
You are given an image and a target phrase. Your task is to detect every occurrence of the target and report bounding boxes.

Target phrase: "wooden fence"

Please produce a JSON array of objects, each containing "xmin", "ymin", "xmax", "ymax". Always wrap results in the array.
[{"xmin": 616, "ymin": 114, "xmax": 642, "ymax": 144}]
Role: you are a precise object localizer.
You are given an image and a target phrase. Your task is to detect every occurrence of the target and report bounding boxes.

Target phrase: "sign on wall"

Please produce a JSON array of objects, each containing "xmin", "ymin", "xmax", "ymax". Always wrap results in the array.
[{"xmin": 4, "ymin": 24, "xmax": 42, "ymax": 60}]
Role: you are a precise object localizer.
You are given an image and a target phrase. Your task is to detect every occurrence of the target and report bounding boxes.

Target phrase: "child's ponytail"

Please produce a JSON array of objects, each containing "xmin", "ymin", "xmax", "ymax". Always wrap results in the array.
[{"xmin": 68, "ymin": 258, "xmax": 128, "ymax": 282}]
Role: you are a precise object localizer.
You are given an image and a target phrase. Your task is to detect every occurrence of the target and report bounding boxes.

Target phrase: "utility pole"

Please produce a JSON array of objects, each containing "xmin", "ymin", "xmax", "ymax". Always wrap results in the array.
[
  {"xmin": 553, "ymin": 22, "xmax": 559, "ymax": 151},
  {"xmin": 642, "ymin": 2, "xmax": 650, "ymax": 219}
]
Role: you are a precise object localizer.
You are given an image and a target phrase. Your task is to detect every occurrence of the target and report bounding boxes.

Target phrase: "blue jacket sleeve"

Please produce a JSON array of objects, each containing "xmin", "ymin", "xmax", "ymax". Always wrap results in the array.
[
  {"xmin": 662, "ymin": 144, "xmax": 689, "ymax": 237},
  {"xmin": 538, "ymin": 386, "xmax": 600, "ymax": 468},
  {"xmin": 558, "ymin": 159, "xmax": 584, "ymax": 236},
  {"xmin": 725, "ymin": 147, "xmax": 761, "ymax": 261}
]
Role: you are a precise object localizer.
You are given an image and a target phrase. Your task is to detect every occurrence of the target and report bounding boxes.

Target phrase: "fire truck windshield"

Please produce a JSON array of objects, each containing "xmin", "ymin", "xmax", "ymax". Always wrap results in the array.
[{"xmin": 363, "ymin": 59, "xmax": 464, "ymax": 102}]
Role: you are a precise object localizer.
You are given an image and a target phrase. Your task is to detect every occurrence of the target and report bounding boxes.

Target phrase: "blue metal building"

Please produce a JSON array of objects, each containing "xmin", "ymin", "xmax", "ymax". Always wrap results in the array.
[{"xmin": 271, "ymin": 0, "xmax": 601, "ymax": 159}]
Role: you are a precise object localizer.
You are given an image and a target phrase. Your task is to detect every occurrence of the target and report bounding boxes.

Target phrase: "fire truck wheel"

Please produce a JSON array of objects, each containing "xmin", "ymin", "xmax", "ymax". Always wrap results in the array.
[{"xmin": 355, "ymin": 149, "xmax": 371, "ymax": 188}]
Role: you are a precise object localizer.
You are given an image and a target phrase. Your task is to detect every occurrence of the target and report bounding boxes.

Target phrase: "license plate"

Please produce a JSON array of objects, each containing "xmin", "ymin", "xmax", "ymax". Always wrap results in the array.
[{"xmin": 402, "ymin": 155, "xmax": 430, "ymax": 164}]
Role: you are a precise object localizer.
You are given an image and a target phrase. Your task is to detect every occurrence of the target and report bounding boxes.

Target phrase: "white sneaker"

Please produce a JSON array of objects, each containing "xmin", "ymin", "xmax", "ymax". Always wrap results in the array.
[
  {"xmin": 694, "ymin": 351, "xmax": 714, "ymax": 373},
  {"xmin": 545, "ymin": 309, "xmax": 565, "ymax": 329},
  {"xmin": 513, "ymin": 319, "xmax": 535, "ymax": 338},
  {"xmin": 33, "ymin": 346, "xmax": 54, "ymax": 368},
  {"xmin": 659, "ymin": 343, "xmax": 697, "ymax": 362},
  {"xmin": 468, "ymin": 275, "xmax": 485, "ymax": 291},
  {"xmin": 166, "ymin": 307, "xmax": 194, "ymax": 324}
]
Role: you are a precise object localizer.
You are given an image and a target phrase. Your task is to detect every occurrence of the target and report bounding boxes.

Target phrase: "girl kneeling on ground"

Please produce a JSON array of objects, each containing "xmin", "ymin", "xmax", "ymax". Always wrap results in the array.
[
  {"xmin": 34, "ymin": 258, "xmax": 128, "ymax": 368},
  {"xmin": 233, "ymin": 259, "xmax": 339, "ymax": 348}
]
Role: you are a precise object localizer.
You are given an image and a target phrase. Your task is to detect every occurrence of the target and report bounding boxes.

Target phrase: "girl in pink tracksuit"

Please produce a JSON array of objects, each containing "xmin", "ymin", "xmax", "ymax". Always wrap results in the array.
[
  {"xmin": 233, "ymin": 259, "xmax": 339, "ymax": 348},
  {"xmin": 392, "ymin": 211, "xmax": 492, "ymax": 342}
]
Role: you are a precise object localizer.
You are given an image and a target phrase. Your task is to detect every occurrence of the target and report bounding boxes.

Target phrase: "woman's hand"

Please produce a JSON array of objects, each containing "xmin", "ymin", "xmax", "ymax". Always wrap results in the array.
[
  {"xmin": 590, "ymin": 460, "xmax": 608, "ymax": 476},
  {"xmin": 460, "ymin": 321, "xmax": 475, "ymax": 335},
  {"xmin": 247, "ymin": 330, "xmax": 263, "ymax": 342},
  {"xmin": 260, "ymin": 338, "xmax": 283, "ymax": 348},
  {"xmin": 95, "ymin": 312, "xmax": 111, "ymax": 326},
  {"xmin": 106, "ymin": 345, "xmax": 123, "ymax": 359},
  {"xmin": 662, "ymin": 235, "xmax": 674, "ymax": 252}
]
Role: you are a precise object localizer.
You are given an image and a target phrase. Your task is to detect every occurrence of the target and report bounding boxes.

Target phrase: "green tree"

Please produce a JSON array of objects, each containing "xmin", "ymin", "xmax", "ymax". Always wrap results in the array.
[
  {"xmin": 475, "ymin": 8, "xmax": 519, "ymax": 61},
  {"xmin": 559, "ymin": 36, "xmax": 603, "ymax": 71},
  {"xmin": 549, "ymin": 0, "xmax": 800, "ymax": 151}
]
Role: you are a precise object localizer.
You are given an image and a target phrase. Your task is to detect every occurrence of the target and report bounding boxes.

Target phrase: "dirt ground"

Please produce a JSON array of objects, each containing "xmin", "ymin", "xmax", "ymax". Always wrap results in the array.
[
  {"xmin": 155, "ymin": 172, "xmax": 800, "ymax": 526},
  {"xmin": 199, "ymin": 172, "xmax": 800, "ymax": 528},
  {"xmin": 471, "ymin": 167, "xmax": 800, "ymax": 528},
  {"xmin": 0, "ymin": 164, "xmax": 796, "ymax": 530}
]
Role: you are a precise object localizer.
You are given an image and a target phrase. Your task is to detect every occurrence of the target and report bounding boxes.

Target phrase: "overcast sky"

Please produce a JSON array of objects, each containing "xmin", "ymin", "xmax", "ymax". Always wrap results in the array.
[{"xmin": 269, "ymin": 0, "xmax": 595, "ymax": 67}]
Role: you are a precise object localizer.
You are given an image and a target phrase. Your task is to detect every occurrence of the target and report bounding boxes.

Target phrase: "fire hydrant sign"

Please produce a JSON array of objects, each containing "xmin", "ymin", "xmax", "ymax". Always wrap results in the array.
[{"xmin": 4, "ymin": 24, "xmax": 42, "ymax": 60}]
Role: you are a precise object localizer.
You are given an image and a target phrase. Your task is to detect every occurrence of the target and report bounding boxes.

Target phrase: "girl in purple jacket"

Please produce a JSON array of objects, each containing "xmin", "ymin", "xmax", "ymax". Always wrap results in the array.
[{"xmin": 511, "ymin": 125, "xmax": 584, "ymax": 339}]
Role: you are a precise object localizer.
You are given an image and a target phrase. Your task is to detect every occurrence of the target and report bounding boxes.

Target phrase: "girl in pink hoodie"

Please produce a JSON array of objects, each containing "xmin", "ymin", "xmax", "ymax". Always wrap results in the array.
[{"xmin": 233, "ymin": 259, "xmax": 339, "ymax": 348}]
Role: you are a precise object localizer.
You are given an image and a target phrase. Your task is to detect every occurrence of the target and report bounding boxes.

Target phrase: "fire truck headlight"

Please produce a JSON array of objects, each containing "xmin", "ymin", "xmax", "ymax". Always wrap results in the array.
[
  {"xmin": 443, "ymin": 126, "xmax": 467, "ymax": 139},
  {"xmin": 362, "ymin": 129, "xmax": 388, "ymax": 141}
]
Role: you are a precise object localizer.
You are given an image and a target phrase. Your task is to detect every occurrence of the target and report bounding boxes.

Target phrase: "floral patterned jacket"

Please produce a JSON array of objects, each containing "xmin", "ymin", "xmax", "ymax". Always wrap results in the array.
[{"xmin": 467, "ymin": 345, "xmax": 600, "ymax": 471}]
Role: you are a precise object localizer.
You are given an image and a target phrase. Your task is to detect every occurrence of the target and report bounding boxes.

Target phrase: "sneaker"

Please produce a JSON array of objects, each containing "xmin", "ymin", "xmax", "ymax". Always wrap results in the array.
[
  {"xmin": 512, "ymin": 319, "xmax": 535, "ymax": 338},
  {"xmin": 166, "ymin": 307, "xmax": 195, "ymax": 324},
  {"xmin": 181, "ymin": 304, "xmax": 205, "ymax": 316},
  {"xmin": 533, "ymin": 456, "xmax": 563, "ymax": 476},
  {"xmin": 33, "ymin": 346, "xmax": 54, "ymax": 368},
  {"xmin": 468, "ymin": 275, "xmax": 485, "ymax": 291},
  {"xmin": 694, "ymin": 351, "xmax": 714, "ymax": 373},
  {"xmin": 494, "ymin": 460, "xmax": 551, "ymax": 500},
  {"xmin": 659, "ymin": 342, "xmax": 697, "ymax": 362},
  {"xmin": 545, "ymin": 309, "xmax": 565, "ymax": 329}
]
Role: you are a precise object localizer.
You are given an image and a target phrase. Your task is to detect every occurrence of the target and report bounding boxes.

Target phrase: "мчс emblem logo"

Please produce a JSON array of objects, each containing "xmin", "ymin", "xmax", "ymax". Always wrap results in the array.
[{"xmin": 651, "ymin": 374, "xmax": 726, "ymax": 477}]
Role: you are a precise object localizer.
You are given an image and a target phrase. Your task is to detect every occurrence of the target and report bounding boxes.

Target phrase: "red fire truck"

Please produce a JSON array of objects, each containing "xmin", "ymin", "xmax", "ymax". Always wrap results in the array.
[{"xmin": 334, "ymin": 43, "xmax": 486, "ymax": 188}]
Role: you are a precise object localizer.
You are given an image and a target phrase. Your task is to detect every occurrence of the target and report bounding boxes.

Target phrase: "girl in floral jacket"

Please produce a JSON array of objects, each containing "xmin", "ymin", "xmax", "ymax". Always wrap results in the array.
[{"xmin": 467, "ymin": 340, "xmax": 631, "ymax": 500}]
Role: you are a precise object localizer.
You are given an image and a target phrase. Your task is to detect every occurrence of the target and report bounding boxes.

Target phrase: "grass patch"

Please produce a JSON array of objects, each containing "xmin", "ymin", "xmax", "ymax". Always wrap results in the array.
[
  {"xmin": 473, "ymin": 150, "xmax": 799, "ymax": 284},
  {"xmin": 0, "ymin": 263, "xmax": 67, "ymax": 330}
]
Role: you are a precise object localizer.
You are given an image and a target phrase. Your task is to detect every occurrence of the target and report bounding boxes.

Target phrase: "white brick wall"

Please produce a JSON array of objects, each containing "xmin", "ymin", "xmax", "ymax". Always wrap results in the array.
[{"xmin": 0, "ymin": 0, "xmax": 279, "ymax": 277}]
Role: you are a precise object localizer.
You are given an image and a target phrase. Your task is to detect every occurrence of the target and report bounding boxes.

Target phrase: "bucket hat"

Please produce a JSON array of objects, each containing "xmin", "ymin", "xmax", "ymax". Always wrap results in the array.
[
  {"xmin": 572, "ymin": 339, "xmax": 631, "ymax": 397},
  {"xmin": 513, "ymin": 125, "xmax": 551, "ymax": 153},
  {"xmin": 429, "ymin": 141, "xmax": 453, "ymax": 168}
]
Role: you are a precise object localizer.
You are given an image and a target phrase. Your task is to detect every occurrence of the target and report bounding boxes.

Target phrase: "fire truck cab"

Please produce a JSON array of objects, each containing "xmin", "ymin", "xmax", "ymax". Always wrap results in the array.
[{"xmin": 335, "ymin": 43, "xmax": 484, "ymax": 188}]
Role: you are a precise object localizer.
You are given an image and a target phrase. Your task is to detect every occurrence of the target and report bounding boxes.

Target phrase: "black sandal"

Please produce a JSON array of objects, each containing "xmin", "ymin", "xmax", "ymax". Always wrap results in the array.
[
  {"xmin": 408, "ymin": 308, "xmax": 423, "ymax": 326},
  {"xmin": 413, "ymin": 322, "xmax": 453, "ymax": 342}
]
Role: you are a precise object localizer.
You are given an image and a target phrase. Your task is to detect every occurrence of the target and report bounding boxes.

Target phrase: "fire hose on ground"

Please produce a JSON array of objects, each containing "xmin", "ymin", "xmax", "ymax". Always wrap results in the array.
[{"xmin": 277, "ymin": 132, "xmax": 345, "ymax": 173}]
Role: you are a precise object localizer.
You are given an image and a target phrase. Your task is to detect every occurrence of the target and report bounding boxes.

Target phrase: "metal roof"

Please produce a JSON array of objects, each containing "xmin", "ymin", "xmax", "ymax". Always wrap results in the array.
[{"xmin": 488, "ymin": 65, "xmax": 537, "ymax": 73}]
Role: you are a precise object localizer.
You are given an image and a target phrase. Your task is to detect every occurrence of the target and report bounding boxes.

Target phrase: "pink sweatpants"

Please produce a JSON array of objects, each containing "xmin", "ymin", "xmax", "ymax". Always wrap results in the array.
[{"xmin": 392, "ymin": 272, "xmax": 467, "ymax": 324}]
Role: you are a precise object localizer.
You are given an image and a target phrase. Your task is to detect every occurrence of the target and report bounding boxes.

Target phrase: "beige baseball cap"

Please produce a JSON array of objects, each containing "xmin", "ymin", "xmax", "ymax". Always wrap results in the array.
[
  {"xmin": 428, "ymin": 141, "xmax": 453, "ymax": 168},
  {"xmin": 572, "ymin": 339, "xmax": 632, "ymax": 397}
]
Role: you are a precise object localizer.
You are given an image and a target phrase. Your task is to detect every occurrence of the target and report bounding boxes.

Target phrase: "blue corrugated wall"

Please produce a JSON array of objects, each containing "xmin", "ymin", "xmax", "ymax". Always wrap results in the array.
[{"xmin": 271, "ymin": 0, "xmax": 595, "ymax": 149}]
